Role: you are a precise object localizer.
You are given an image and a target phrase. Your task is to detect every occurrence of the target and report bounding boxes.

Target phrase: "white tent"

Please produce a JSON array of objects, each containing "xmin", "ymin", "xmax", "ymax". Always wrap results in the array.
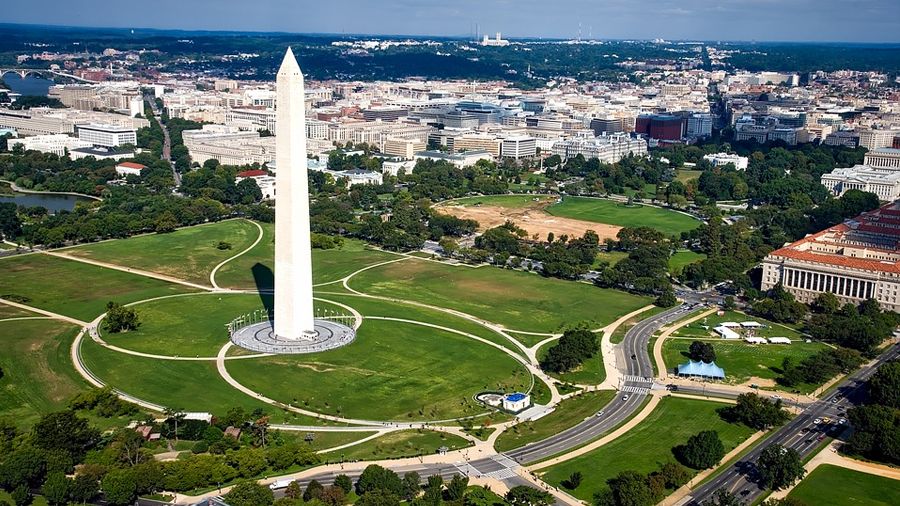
[
  {"xmin": 769, "ymin": 337, "xmax": 792, "ymax": 344},
  {"xmin": 740, "ymin": 321, "xmax": 764, "ymax": 328},
  {"xmin": 720, "ymin": 322, "xmax": 742, "ymax": 328},
  {"xmin": 715, "ymin": 325, "xmax": 741, "ymax": 339},
  {"xmin": 745, "ymin": 337, "xmax": 768, "ymax": 344}
]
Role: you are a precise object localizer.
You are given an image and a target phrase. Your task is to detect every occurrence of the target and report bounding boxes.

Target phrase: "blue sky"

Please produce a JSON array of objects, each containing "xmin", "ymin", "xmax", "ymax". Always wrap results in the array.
[{"xmin": 3, "ymin": 0, "xmax": 900, "ymax": 42}]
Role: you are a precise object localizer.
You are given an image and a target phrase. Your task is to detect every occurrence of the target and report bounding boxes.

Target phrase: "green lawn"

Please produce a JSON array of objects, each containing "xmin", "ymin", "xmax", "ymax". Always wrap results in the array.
[
  {"xmin": 214, "ymin": 222, "xmax": 400, "ymax": 289},
  {"xmin": 669, "ymin": 250, "xmax": 706, "ymax": 275},
  {"xmin": 441, "ymin": 195, "xmax": 557, "ymax": 209},
  {"xmin": 63, "ymin": 220, "xmax": 260, "ymax": 286},
  {"xmin": 788, "ymin": 464, "xmax": 900, "ymax": 506},
  {"xmin": 540, "ymin": 397, "xmax": 755, "ymax": 501},
  {"xmin": 225, "ymin": 318, "xmax": 530, "ymax": 421},
  {"xmin": 0, "ymin": 491, "xmax": 48, "ymax": 506},
  {"xmin": 662, "ymin": 338, "xmax": 828, "ymax": 390},
  {"xmin": 79, "ymin": 338, "xmax": 333, "ymax": 426},
  {"xmin": 277, "ymin": 430, "xmax": 379, "ymax": 453},
  {"xmin": 349, "ymin": 258, "xmax": 651, "ymax": 334},
  {"xmin": 494, "ymin": 390, "xmax": 615, "ymax": 452},
  {"xmin": 0, "ymin": 254, "xmax": 196, "ymax": 322},
  {"xmin": 0, "ymin": 304, "xmax": 38, "ymax": 319},
  {"xmin": 675, "ymin": 169, "xmax": 703, "ymax": 184},
  {"xmin": 0, "ymin": 319, "xmax": 87, "ymax": 429},
  {"xmin": 546, "ymin": 196, "xmax": 700, "ymax": 235},
  {"xmin": 538, "ymin": 340, "xmax": 606, "ymax": 385},
  {"xmin": 594, "ymin": 250, "xmax": 628, "ymax": 268},
  {"xmin": 671, "ymin": 310, "xmax": 804, "ymax": 341},
  {"xmin": 100, "ymin": 293, "xmax": 346, "ymax": 357},
  {"xmin": 322, "ymin": 429, "xmax": 471, "ymax": 462}
]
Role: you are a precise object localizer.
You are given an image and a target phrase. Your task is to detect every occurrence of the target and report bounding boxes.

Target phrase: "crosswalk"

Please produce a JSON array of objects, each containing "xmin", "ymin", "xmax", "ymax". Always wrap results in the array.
[
  {"xmin": 457, "ymin": 454, "xmax": 521, "ymax": 481},
  {"xmin": 491, "ymin": 453, "xmax": 519, "ymax": 468},
  {"xmin": 623, "ymin": 374, "xmax": 653, "ymax": 384},
  {"xmin": 621, "ymin": 384, "xmax": 650, "ymax": 394},
  {"xmin": 486, "ymin": 468, "xmax": 519, "ymax": 480}
]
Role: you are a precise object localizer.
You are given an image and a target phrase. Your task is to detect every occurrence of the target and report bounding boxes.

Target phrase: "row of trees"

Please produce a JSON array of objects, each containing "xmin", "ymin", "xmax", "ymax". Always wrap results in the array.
[
  {"xmin": 843, "ymin": 360, "xmax": 900, "ymax": 465},
  {"xmin": 539, "ymin": 329, "xmax": 599, "ymax": 374}
]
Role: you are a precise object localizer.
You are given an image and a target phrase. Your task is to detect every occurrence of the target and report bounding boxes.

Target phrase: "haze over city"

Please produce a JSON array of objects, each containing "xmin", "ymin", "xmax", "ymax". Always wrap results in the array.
[{"xmin": 3, "ymin": 0, "xmax": 900, "ymax": 42}]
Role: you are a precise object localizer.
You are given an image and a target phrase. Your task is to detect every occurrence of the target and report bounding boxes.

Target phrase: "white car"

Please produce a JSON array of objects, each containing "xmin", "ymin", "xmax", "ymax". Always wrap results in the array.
[
  {"xmin": 813, "ymin": 418, "xmax": 822, "ymax": 425},
  {"xmin": 595, "ymin": 410, "xmax": 604, "ymax": 417},
  {"xmin": 622, "ymin": 394, "xmax": 630, "ymax": 401},
  {"xmin": 269, "ymin": 479, "xmax": 294, "ymax": 490}
]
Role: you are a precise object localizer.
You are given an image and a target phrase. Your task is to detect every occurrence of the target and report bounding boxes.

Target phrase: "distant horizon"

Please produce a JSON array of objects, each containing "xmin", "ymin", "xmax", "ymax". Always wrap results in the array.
[
  {"xmin": 3, "ymin": 21, "xmax": 900, "ymax": 47},
  {"xmin": 2, "ymin": 0, "xmax": 900, "ymax": 44}
]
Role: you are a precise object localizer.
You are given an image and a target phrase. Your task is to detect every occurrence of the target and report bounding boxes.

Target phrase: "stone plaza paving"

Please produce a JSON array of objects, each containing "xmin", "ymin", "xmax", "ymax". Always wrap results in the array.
[{"xmin": 230, "ymin": 318, "xmax": 356, "ymax": 354}]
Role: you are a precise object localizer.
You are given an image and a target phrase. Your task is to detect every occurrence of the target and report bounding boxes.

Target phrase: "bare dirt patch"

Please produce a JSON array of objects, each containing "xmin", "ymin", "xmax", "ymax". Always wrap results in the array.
[{"xmin": 435, "ymin": 202, "xmax": 622, "ymax": 241}]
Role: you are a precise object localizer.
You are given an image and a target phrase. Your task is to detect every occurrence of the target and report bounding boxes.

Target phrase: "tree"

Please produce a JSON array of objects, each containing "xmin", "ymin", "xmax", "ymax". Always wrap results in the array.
[
  {"xmin": 320, "ymin": 486, "xmax": 346, "ymax": 506},
  {"xmin": 868, "ymin": 360, "xmax": 900, "ymax": 409},
  {"xmin": 604, "ymin": 470, "xmax": 653, "ymax": 506},
  {"xmin": 757, "ymin": 444, "xmax": 806, "ymax": 490},
  {"xmin": 284, "ymin": 481, "xmax": 303, "ymax": 500},
  {"xmin": 563, "ymin": 471, "xmax": 583, "ymax": 490},
  {"xmin": 723, "ymin": 296, "xmax": 736, "ymax": 310},
  {"xmin": 224, "ymin": 481, "xmax": 274, "ymax": 506},
  {"xmin": 334, "ymin": 474, "xmax": 353, "ymax": 495},
  {"xmin": 356, "ymin": 465, "xmax": 402, "ymax": 496},
  {"xmin": 102, "ymin": 469, "xmax": 137, "ymax": 506},
  {"xmin": 655, "ymin": 288, "xmax": 678, "ymax": 308},
  {"xmin": 355, "ymin": 489, "xmax": 401, "ymax": 506},
  {"xmin": 400, "ymin": 472, "xmax": 421, "ymax": 501},
  {"xmin": 812, "ymin": 292, "xmax": 840, "ymax": 314},
  {"xmin": 700, "ymin": 488, "xmax": 742, "ymax": 506},
  {"xmin": 304, "ymin": 479, "xmax": 325, "ymax": 502},
  {"xmin": 104, "ymin": 301, "xmax": 140, "ymax": 333},
  {"xmin": 41, "ymin": 472, "xmax": 70, "ymax": 505},
  {"xmin": 689, "ymin": 341, "xmax": 717, "ymax": 363},
  {"xmin": 675, "ymin": 431, "xmax": 725, "ymax": 469},
  {"xmin": 0, "ymin": 202, "xmax": 22, "ymax": 240},
  {"xmin": 423, "ymin": 474, "xmax": 443, "ymax": 506},
  {"xmin": 10, "ymin": 484, "xmax": 30, "ymax": 506},
  {"xmin": 720, "ymin": 393, "xmax": 789, "ymax": 430},
  {"xmin": 540, "ymin": 328, "xmax": 599, "ymax": 374},
  {"xmin": 504, "ymin": 486, "xmax": 554, "ymax": 506},
  {"xmin": 70, "ymin": 474, "xmax": 100, "ymax": 504},
  {"xmin": 31, "ymin": 411, "xmax": 100, "ymax": 461},
  {"xmin": 446, "ymin": 474, "xmax": 468, "ymax": 501}
]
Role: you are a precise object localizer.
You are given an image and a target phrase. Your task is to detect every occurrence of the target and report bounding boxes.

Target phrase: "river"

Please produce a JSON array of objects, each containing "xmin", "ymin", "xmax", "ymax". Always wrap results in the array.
[{"xmin": 2, "ymin": 73, "xmax": 55, "ymax": 96}]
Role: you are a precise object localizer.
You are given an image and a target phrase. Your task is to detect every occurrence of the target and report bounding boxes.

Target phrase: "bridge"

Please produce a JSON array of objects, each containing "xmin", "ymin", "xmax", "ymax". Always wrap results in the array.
[{"xmin": 0, "ymin": 68, "xmax": 99, "ymax": 84}]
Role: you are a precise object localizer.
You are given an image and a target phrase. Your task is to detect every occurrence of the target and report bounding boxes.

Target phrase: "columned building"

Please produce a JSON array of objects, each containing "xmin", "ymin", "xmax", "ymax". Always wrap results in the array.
[{"xmin": 761, "ymin": 201, "xmax": 900, "ymax": 311}]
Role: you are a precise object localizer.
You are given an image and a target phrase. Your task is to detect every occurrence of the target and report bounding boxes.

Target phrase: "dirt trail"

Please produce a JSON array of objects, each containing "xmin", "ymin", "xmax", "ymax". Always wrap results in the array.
[{"xmin": 435, "ymin": 200, "xmax": 622, "ymax": 241}]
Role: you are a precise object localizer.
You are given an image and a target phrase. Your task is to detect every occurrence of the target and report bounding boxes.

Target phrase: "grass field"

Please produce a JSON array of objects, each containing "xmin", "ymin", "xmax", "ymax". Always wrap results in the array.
[
  {"xmin": 538, "ymin": 340, "xmax": 606, "ymax": 385},
  {"xmin": 0, "ymin": 319, "xmax": 86, "ymax": 429},
  {"xmin": 214, "ymin": 222, "xmax": 400, "ymax": 289},
  {"xmin": 540, "ymin": 397, "xmax": 755, "ymax": 501},
  {"xmin": 63, "ymin": 220, "xmax": 260, "ymax": 286},
  {"xmin": 349, "ymin": 258, "xmax": 650, "ymax": 334},
  {"xmin": 675, "ymin": 169, "xmax": 703, "ymax": 184},
  {"xmin": 225, "ymin": 318, "xmax": 530, "ymax": 421},
  {"xmin": 323, "ymin": 429, "xmax": 471, "ymax": 461},
  {"xmin": 546, "ymin": 197, "xmax": 700, "ymax": 235},
  {"xmin": 669, "ymin": 250, "xmax": 706, "ymax": 275},
  {"xmin": 787, "ymin": 464, "xmax": 900, "ymax": 506},
  {"xmin": 494, "ymin": 390, "xmax": 615, "ymax": 452},
  {"xmin": 100, "ymin": 293, "xmax": 345, "ymax": 357},
  {"xmin": 79, "ymin": 338, "xmax": 333, "ymax": 426},
  {"xmin": 671, "ymin": 310, "xmax": 804, "ymax": 341},
  {"xmin": 662, "ymin": 338, "xmax": 828, "ymax": 390},
  {"xmin": 278, "ymin": 430, "xmax": 380, "ymax": 453},
  {"xmin": 443, "ymin": 195, "xmax": 557, "ymax": 209},
  {"xmin": 0, "ymin": 254, "xmax": 195, "ymax": 322},
  {"xmin": 594, "ymin": 250, "xmax": 628, "ymax": 268},
  {"xmin": 0, "ymin": 304, "xmax": 38, "ymax": 319}
]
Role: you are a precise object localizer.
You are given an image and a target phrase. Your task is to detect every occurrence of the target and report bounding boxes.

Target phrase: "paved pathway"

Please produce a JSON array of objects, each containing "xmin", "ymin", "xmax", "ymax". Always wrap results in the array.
[
  {"xmin": 652, "ymin": 307, "xmax": 716, "ymax": 380},
  {"xmin": 209, "ymin": 220, "xmax": 264, "ymax": 289},
  {"xmin": 43, "ymin": 249, "xmax": 212, "ymax": 291}
]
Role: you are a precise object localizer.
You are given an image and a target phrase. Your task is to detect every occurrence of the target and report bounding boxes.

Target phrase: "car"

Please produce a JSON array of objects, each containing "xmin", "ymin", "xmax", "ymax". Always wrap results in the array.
[
  {"xmin": 631, "ymin": 354, "xmax": 637, "ymax": 360},
  {"xmin": 817, "ymin": 434, "xmax": 826, "ymax": 441},
  {"xmin": 269, "ymin": 479, "xmax": 294, "ymax": 490},
  {"xmin": 595, "ymin": 411, "xmax": 604, "ymax": 417},
  {"xmin": 822, "ymin": 417, "xmax": 832, "ymax": 424},
  {"xmin": 813, "ymin": 418, "xmax": 822, "ymax": 424},
  {"xmin": 801, "ymin": 427, "xmax": 810, "ymax": 433},
  {"xmin": 622, "ymin": 394, "xmax": 630, "ymax": 401},
  {"xmin": 771, "ymin": 395, "xmax": 782, "ymax": 400},
  {"xmin": 805, "ymin": 438, "xmax": 814, "ymax": 444},
  {"xmin": 838, "ymin": 418, "xmax": 846, "ymax": 425}
]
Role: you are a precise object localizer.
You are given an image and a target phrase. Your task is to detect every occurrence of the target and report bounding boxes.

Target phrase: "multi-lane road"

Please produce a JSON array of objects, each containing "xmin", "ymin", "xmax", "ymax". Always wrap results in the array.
[{"xmin": 685, "ymin": 342, "xmax": 900, "ymax": 504}]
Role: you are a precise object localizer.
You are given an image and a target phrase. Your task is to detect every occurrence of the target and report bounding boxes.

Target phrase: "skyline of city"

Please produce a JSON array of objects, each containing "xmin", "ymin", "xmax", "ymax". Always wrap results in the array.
[{"xmin": 3, "ymin": 0, "xmax": 900, "ymax": 43}]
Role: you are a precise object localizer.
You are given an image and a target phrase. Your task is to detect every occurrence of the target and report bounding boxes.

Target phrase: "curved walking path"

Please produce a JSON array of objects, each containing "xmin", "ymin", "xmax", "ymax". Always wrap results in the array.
[
  {"xmin": 209, "ymin": 220, "xmax": 264, "ymax": 289},
  {"xmin": 43, "ymin": 249, "xmax": 212, "ymax": 291}
]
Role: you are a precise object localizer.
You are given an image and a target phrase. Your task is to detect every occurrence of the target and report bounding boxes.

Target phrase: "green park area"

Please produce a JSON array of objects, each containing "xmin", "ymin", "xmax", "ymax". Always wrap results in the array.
[
  {"xmin": 349, "ymin": 258, "xmax": 650, "ymax": 334},
  {"xmin": 670, "ymin": 310, "xmax": 804, "ymax": 341},
  {"xmin": 669, "ymin": 250, "xmax": 706, "ymax": 275},
  {"xmin": 539, "ymin": 397, "xmax": 755, "ymax": 502},
  {"xmin": 324, "ymin": 430, "xmax": 471, "ymax": 462},
  {"xmin": 213, "ymin": 222, "xmax": 400, "ymax": 289},
  {"xmin": 494, "ymin": 390, "xmax": 615, "ymax": 452},
  {"xmin": 0, "ymin": 318, "xmax": 86, "ymax": 429},
  {"xmin": 546, "ymin": 196, "xmax": 700, "ymax": 235},
  {"xmin": 662, "ymin": 338, "xmax": 828, "ymax": 389},
  {"xmin": 538, "ymin": 339, "xmax": 606, "ymax": 385},
  {"xmin": 674, "ymin": 169, "xmax": 703, "ymax": 184},
  {"xmin": 787, "ymin": 464, "xmax": 900, "ymax": 506},
  {"xmin": 442, "ymin": 194, "xmax": 557, "ymax": 209},
  {"xmin": 225, "ymin": 318, "xmax": 531, "ymax": 421},
  {"xmin": 62, "ymin": 219, "xmax": 260, "ymax": 285},
  {"xmin": 0, "ymin": 253, "xmax": 195, "ymax": 322}
]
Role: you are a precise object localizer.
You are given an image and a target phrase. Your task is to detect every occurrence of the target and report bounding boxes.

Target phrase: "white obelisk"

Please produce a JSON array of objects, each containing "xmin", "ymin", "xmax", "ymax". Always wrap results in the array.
[{"xmin": 274, "ymin": 47, "xmax": 316, "ymax": 340}]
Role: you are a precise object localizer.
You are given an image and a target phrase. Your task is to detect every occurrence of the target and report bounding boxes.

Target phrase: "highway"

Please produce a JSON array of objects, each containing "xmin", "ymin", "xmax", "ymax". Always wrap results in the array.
[{"xmin": 684, "ymin": 342, "xmax": 900, "ymax": 504}]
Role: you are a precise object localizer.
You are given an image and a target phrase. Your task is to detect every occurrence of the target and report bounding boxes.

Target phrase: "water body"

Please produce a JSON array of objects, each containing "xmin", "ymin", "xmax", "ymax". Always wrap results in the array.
[
  {"xmin": 0, "ymin": 188, "xmax": 90, "ymax": 213},
  {"xmin": 2, "ymin": 73, "xmax": 55, "ymax": 96}
]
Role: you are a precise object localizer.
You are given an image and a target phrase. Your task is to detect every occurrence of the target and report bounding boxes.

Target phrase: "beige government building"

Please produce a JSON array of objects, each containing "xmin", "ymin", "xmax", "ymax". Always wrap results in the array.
[{"xmin": 761, "ymin": 201, "xmax": 900, "ymax": 312}]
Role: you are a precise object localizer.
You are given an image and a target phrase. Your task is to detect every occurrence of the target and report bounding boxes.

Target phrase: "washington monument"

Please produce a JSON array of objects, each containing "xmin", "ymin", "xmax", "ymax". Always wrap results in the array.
[{"xmin": 274, "ymin": 47, "xmax": 316, "ymax": 340}]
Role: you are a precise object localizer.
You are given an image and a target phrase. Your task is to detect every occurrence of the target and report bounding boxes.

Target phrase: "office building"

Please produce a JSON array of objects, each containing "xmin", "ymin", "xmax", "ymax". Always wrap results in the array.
[
  {"xmin": 635, "ymin": 114, "xmax": 684, "ymax": 141},
  {"xmin": 382, "ymin": 137, "xmax": 425, "ymax": 159},
  {"xmin": 11, "ymin": 134, "xmax": 91, "ymax": 156},
  {"xmin": 821, "ymin": 166, "xmax": 900, "ymax": 201},
  {"xmin": 703, "ymin": 153, "xmax": 749, "ymax": 171},
  {"xmin": 865, "ymin": 148, "xmax": 900, "ymax": 170},
  {"xmin": 76, "ymin": 124, "xmax": 137, "ymax": 148},
  {"xmin": 551, "ymin": 134, "xmax": 647, "ymax": 163},
  {"xmin": 500, "ymin": 135, "xmax": 536, "ymax": 159}
]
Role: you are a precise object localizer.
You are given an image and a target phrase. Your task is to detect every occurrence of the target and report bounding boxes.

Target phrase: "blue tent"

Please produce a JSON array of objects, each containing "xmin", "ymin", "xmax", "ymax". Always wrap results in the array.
[{"xmin": 677, "ymin": 360, "xmax": 725, "ymax": 379}]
